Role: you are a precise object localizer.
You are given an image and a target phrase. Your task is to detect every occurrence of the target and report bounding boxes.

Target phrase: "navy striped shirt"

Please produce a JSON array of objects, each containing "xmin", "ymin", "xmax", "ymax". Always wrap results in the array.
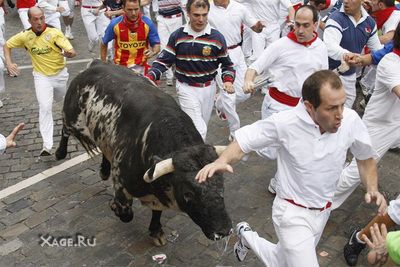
[{"xmin": 148, "ymin": 24, "xmax": 235, "ymax": 84}]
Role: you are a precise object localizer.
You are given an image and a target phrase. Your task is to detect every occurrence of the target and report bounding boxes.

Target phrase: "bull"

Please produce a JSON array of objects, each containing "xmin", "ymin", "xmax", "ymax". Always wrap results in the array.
[{"xmin": 55, "ymin": 60, "xmax": 232, "ymax": 246}]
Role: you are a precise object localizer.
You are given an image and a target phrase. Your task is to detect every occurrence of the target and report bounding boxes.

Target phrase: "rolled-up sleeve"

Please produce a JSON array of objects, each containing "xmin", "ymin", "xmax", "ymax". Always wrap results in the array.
[
  {"xmin": 349, "ymin": 113, "xmax": 378, "ymax": 160},
  {"xmin": 323, "ymin": 19, "xmax": 350, "ymax": 61},
  {"xmin": 0, "ymin": 134, "xmax": 6, "ymax": 154}
]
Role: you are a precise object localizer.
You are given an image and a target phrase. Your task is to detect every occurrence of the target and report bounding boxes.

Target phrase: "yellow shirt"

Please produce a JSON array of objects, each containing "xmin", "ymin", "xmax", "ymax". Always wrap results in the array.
[{"xmin": 6, "ymin": 26, "xmax": 73, "ymax": 76}]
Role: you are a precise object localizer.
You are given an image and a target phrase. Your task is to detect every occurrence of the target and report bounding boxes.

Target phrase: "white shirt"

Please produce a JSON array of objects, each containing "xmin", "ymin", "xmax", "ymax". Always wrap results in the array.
[
  {"xmin": 363, "ymin": 53, "xmax": 400, "ymax": 125},
  {"xmin": 0, "ymin": 134, "xmax": 6, "ymax": 154},
  {"xmin": 235, "ymin": 102, "xmax": 376, "ymax": 208},
  {"xmin": 208, "ymin": 1, "xmax": 257, "ymax": 47},
  {"xmin": 324, "ymin": 6, "xmax": 383, "ymax": 61},
  {"xmin": 81, "ymin": 0, "xmax": 102, "ymax": 7},
  {"xmin": 249, "ymin": 36, "xmax": 328, "ymax": 97},
  {"xmin": 382, "ymin": 10, "xmax": 400, "ymax": 35},
  {"xmin": 37, "ymin": 0, "xmax": 60, "ymax": 13},
  {"xmin": 252, "ymin": 0, "xmax": 291, "ymax": 24}
]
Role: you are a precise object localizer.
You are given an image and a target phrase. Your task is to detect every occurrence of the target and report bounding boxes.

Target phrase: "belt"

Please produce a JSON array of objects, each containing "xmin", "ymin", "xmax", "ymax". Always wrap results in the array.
[
  {"xmin": 228, "ymin": 42, "xmax": 242, "ymax": 50},
  {"xmin": 82, "ymin": 5, "xmax": 100, "ymax": 8},
  {"xmin": 162, "ymin": 13, "xmax": 182, "ymax": 18},
  {"xmin": 186, "ymin": 81, "xmax": 212, "ymax": 88},
  {"xmin": 269, "ymin": 87, "xmax": 300, "ymax": 107},
  {"xmin": 284, "ymin": 198, "xmax": 332, "ymax": 212}
]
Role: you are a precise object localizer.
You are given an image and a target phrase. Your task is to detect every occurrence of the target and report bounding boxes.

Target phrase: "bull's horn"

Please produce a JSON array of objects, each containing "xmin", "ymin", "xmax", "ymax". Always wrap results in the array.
[
  {"xmin": 214, "ymin": 145, "xmax": 227, "ymax": 156},
  {"xmin": 143, "ymin": 158, "xmax": 174, "ymax": 183}
]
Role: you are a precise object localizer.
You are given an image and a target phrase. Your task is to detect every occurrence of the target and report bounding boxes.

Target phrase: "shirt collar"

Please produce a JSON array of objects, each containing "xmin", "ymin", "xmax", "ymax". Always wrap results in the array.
[
  {"xmin": 340, "ymin": 5, "xmax": 370, "ymax": 25},
  {"xmin": 295, "ymin": 100, "xmax": 319, "ymax": 126},
  {"xmin": 183, "ymin": 23, "xmax": 212, "ymax": 37}
]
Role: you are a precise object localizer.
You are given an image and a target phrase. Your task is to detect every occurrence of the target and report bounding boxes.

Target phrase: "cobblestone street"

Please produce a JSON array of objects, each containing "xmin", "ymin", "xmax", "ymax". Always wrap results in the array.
[{"xmin": 0, "ymin": 6, "xmax": 399, "ymax": 267}]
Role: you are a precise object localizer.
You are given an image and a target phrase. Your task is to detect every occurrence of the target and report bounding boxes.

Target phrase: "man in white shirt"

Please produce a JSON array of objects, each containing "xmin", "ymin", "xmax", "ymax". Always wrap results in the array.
[
  {"xmin": 196, "ymin": 70, "xmax": 386, "ymax": 267},
  {"xmin": 208, "ymin": 0, "xmax": 264, "ymax": 141},
  {"xmin": 244, "ymin": 5, "xmax": 328, "ymax": 193}
]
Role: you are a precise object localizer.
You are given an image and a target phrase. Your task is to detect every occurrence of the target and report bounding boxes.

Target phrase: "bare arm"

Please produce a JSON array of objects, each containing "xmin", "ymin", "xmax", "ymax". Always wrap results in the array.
[
  {"xmin": 393, "ymin": 85, "xmax": 400, "ymax": 98},
  {"xmin": 356, "ymin": 158, "xmax": 387, "ymax": 215},
  {"xmin": 63, "ymin": 48, "xmax": 76, "ymax": 58},
  {"xmin": 379, "ymin": 31, "xmax": 395, "ymax": 45},
  {"xmin": 5, "ymin": 123, "xmax": 25, "ymax": 149},
  {"xmin": 195, "ymin": 140, "xmax": 245, "ymax": 183},
  {"xmin": 3, "ymin": 44, "xmax": 20, "ymax": 77},
  {"xmin": 100, "ymin": 42, "xmax": 108, "ymax": 62}
]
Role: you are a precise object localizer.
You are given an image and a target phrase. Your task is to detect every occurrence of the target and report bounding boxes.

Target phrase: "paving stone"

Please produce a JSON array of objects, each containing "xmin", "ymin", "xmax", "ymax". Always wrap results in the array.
[
  {"xmin": 24, "ymin": 208, "xmax": 57, "ymax": 229},
  {"xmin": 0, "ymin": 238, "xmax": 23, "ymax": 256},
  {"xmin": 0, "ymin": 223, "xmax": 30, "ymax": 239},
  {"xmin": 0, "ymin": 207, "xmax": 35, "ymax": 226},
  {"xmin": 5, "ymin": 198, "xmax": 33, "ymax": 213},
  {"xmin": 30, "ymin": 198, "xmax": 59, "ymax": 212}
]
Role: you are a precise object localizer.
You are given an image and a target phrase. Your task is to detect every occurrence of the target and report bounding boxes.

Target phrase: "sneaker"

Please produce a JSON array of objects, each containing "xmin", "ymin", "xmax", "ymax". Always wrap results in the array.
[
  {"xmin": 166, "ymin": 79, "xmax": 173, "ymax": 86},
  {"xmin": 216, "ymin": 108, "xmax": 227, "ymax": 121},
  {"xmin": 234, "ymin": 222, "xmax": 252, "ymax": 262},
  {"xmin": 228, "ymin": 134, "xmax": 234, "ymax": 142},
  {"xmin": 343, "ymin": 229, "xmax": 366, "ymax": 266},
  {"xmin": 39, "ymin": 148, "xmax": 52, "ymax": 157},
  {"xmin": 267, "ymin": 177, "xmax": 277, "ymax": 195},
  {"xmin": 64, "ymin": 26, "xmax": 74, "ymax": 40}
]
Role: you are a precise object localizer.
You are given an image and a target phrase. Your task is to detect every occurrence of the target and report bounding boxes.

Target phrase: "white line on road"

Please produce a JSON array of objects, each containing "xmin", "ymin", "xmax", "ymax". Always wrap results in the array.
[
  {"xmin": 0, "ymin": 152, "xmax": 99, "ymax": 200},
  {"xmin": 4, "ymin": 58, "xmax": 94, "ymax": 71}
]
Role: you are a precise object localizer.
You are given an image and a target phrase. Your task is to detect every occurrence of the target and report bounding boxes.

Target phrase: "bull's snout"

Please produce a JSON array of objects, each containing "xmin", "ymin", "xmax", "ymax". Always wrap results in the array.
[
  {"xmin": 109, "ymin": 200, "xmax": 134, "ymax": 223},
  {"xmin": 212, "ymin": 227, "xmax": 233, "ymax": 241}
]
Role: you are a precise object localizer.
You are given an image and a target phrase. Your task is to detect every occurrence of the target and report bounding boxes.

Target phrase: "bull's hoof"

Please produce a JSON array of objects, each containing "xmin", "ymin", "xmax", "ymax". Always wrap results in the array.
[
  {"xmin": 119, "ymin": 211, "xmax": 134, "ymax": 223},
  {"xmin": 99, "ymin": 168, "xmax": 110, "ymax": 181},
  {"xmin": 55, "ymin": 147, "xmax": 67, "ymax": 160},
  {"xmin": 150, "ymin": 230, "xmax": 167, "ymax": 247}
]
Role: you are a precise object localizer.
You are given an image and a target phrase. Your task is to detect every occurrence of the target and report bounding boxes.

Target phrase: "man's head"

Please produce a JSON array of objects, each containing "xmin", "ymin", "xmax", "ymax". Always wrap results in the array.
[
  {"xmin": 308, "ymin": 0, "xmax": 329, "ymax": 11},
  {"xmin": 302, "ymin": 70, "xmax": 346, "ymax": 134},
  {"xmin": 213, "ymin": 0, "xmax": 229, "ymax": 7},
  {"xmin": 186, "ymin": 0, "xmax": 210, "ymax": 32},
  {"xmin": 343, "ymin": 0, "xmax": 362, "ymax": 17},
  {"xmin": 294, "ymin": 5, "xmax": 318, "ymax": 42},
  {"xmin": 122, "ymin": 0, "xmax": 141, "ymax": 21},
  {"xmin": 368, "ymin": 0, "xmax": 395, "ymax": 12},
  {"xmin": 28, "ymin": 7, "xmax": 45, "ymax": 33}
]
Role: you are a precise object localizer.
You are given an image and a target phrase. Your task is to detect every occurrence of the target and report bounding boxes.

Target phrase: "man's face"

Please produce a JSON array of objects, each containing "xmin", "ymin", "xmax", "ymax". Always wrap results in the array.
[
  {"xmin": 343, "ymin": 0, "xmax": 362, "ymax": 16},
  {"xmin": 305, "ymin": 84, "xmax": 346, "ymax": 134},
  {"xmin": 309, "ymin": 0, "xmax": 327, "ymax": 11},
  {"xmin": 213, "ymin": 0, "xmax": 228, "ymax": 7},
  {"xmin": 294, "ymin": 9, "xmax": 317, "ymax": 43},
  {"xmin": 188, "ymin": 4, "xmax": 209, "ymax": 32},
  {"xmin": 124, "ymin": 1, "xmax": 140, "ymax": 21},
  {"xmin": 29, "ymin": 10, "xmax": 45, "ymax": 32},
  {"xmin": 368, "ymin": 0, "xmax": 382, "ymax": 12}
]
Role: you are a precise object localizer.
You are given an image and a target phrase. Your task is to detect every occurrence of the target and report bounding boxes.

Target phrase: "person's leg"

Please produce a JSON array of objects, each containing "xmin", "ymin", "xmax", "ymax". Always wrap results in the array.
[
  {"xmin": 249, "ymin": 28, "xmax": 267, "ymax": 63},
  {"xmin": 52, "ymin": 68, "xmax": 69, "ymax": 102},
  {"xmin": 81, "ymin": 8, "xmax": 99, "ymax": 52},
  {"xmin": 63, "ymin": 0, "xmax": 75, "ymax": 39},
  {"xmin": 18, "ymin": 8, "xmax": 31, "ymax": 30},
  {"xmin": 199, "ymin": 82, "xmax": 217, "ymax": 136},
  {"xmin": 33, "ymin": 72, "xmax": 55, "ymax": 151},
  {"xmin": 176, "ymin": 81, "xmax": 208, "ymax": 141},
  {"xmin": 339, "ymin": 74, "xmax": 357, "ymax": 108}
]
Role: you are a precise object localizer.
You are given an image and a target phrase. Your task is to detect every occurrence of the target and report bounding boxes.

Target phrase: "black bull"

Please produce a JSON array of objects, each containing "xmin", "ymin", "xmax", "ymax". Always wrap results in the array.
[{"xmin": 55, "ymin": 60, "xmax": 232, "ymax": 246}]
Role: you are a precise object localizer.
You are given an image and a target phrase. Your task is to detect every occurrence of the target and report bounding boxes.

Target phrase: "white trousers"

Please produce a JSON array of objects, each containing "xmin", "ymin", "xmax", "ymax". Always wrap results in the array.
[
  {"xmin": 242, "ymin": 25, "xmax": 253, "ymax": 59},
  {"xmin": 33, "ymin": 68, "xmax": 69, "ymax": 150},
  {"xmin": 360, "ymin": 65, "xmax": 377, "ymax": 95},
  {"xmin": 250, "ymin": 23, "xmax": 280, "ymax": 62},
  {"xmin": 333, "ymin": 121, "xmax": 400, "ymax": 209},
  {"xmin": 81, "ymin": 8, "xmax": 109, "ymax": 46},
  {"xmin": 215, "ymin": 46, "xmax": 250, "ymax": 137},
  {"xmin": 45, "ymin": 12, "xmax": 62, "ymax": 30},
  {"xmin": 156, "ymin": 14, "xmax": 183, "ymax": 80},
  {"xmin": 0, "ymin": 58, "xmax": 4, "ymax": 94},
  {"xmin": 339, "ymin": 73, "xmax": 357, "ymax": 108},
  {"xmin": 241, "ymin": 197, "xmax": 331, "ymax": 267},
  {"xmin": 176, "ymin": 80, "xmax": 216, "ymax": 141},
  {"xmin": 18, "ymin": 8, "xmax": 31, "ymax": 30}
]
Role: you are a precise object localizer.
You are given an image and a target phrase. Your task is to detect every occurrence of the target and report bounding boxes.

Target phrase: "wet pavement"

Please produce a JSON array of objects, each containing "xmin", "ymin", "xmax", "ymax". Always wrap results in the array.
[{"xmin": 0, "ymin": 5, "xmax": 399, "ymax": 267}]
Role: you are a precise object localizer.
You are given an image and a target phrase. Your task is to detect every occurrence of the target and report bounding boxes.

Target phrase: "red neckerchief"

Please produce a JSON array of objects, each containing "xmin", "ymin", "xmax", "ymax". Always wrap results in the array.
[
  {"xmin": 372, "ymin": 7, "xmax": 396, "ymax": 30},
  {"xmin": 123, "ymin": 12, "xmax": 142, "ymax": 32},
  {"xmin": 287, "ymin": 31, "xmax": 318, "ymax": 47},
  {"xmin": 32, "ymin": 24, "xmax": 47, "ymax": 36},
  {"xmin": 393, "ymin": 48, "xmax": 400, "ymax": 57}
]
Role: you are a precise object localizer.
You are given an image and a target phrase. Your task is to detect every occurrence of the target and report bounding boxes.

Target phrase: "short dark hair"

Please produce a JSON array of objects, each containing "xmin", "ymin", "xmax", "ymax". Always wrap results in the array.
[
  {"xmin": 122, "ymin": 0, "xmax": 140, "ymax": 7},
  {"xmin": 378, "ymin": 0, "xmax": 395, "ymax": 7},
  {"xmin": 186, "ymin": 0, "xmax": 210, "ymax": 13},
  {"xmin": 295, "ymin": 5, "xmax": 319, "ymax": 23},
  {"xmin": 394, "ymin": 22, "xmax": 400, "ymax": 50},
  {"xmin": 302, "ymin": 70, "xmax": 343, "ymax": 109}
]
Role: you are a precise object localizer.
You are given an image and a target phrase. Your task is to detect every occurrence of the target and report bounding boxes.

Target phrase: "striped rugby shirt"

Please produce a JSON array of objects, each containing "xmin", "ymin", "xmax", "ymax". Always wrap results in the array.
[
  {"xmin": 148, "ymin": 23, "xmax": 235, "ymax": 84},
  {"xmin": 102, "ymin": 14, "xmax": 160, "ymax": 67}
]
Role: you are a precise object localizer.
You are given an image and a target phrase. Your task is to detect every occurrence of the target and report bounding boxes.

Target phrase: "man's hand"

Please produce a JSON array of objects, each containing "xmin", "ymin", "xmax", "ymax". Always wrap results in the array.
[
  {"xmin": 343, "ymin": 52, "xmax": 363, "ymax": 67},
  {"xmin": 251, "ymin": 21, "xmax": 266, "ymax": 33},
  {"xmin": 365, "ymin": 191, "xmax": 387, "ymax": 216},
  {"xmin": 243, "ymin": 80, "xmax": 255, "ymax": 94},
  {"xmin": 223, "ymin": 82, "xmax": 234, "ymax": 94},
  {"xmin": 6, "ymin": 62, "xmax": 20, "ymax": 77},
  {"xmin": 57, "ymin": 6, "xmax": 66, "ymax": 13},
  {"xmin": 363, "ymin": 223, "xmax": 389, "ymax": 266},
  {"xmin": 195, "ymin": 162, "xmax": 233, "ymax": 183},
  {"xmin": 5, "ymin": 123, "xmax": 25, "ymax": 149},
  {"xmin": 144, "ymin": 49, "xmax": 155, "ymax": 59},
  {"xmin": 62, "ymin": 49, "xmax": 76, "ymax": 58}
]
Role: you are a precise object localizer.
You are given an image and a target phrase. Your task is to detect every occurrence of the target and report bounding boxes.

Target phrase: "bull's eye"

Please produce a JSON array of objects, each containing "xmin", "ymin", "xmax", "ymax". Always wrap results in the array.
[{"xmin": 183, "ymin": 191, "xmax": 194, "ymax": 203}]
